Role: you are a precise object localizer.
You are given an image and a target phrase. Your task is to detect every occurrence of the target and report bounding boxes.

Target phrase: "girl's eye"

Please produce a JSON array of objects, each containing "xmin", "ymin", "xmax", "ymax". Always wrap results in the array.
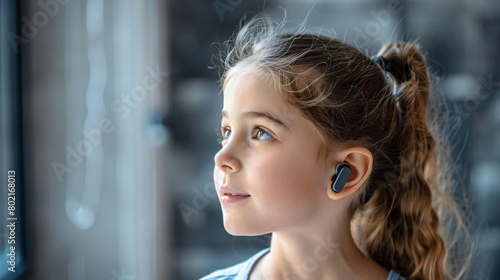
[
  {"xmin": 254, "ymin": 128, "xmax": 273, "ymax": 141},
  {"xmin": 223, "ymin": 128, "xmax": 231, "ymax": 139},
  {"xmin": 217, "ymin": 127, "xmax": 231, "ymax": 144}
]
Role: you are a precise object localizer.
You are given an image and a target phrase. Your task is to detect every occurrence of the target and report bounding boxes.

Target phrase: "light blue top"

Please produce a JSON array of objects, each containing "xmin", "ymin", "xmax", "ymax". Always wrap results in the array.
[{"xmin": 200, "ymin": 248, "xmax": 405, "ymax": 280}]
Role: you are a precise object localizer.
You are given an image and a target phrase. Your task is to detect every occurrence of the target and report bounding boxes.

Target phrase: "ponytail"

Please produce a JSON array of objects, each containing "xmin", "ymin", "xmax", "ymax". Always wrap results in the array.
[{"xmin": 352, "ymin": 42, "xmax": 471, "ymax": 279}]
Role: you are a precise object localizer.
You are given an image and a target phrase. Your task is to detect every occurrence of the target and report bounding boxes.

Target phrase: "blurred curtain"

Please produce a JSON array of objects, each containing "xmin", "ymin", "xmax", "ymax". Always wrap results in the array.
[{"xmin": 19, "ymin": 0, "xmax": 171, "ymax": 279}]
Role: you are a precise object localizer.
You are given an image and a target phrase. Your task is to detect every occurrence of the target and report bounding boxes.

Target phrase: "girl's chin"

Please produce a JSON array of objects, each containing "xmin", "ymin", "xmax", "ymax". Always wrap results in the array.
[{"xmin": 223, "ymin": 220, "xmax": 269, "ymax": 236}]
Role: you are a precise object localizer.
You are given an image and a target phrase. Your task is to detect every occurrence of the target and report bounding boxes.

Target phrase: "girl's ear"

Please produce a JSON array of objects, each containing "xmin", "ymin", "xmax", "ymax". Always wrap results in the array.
[{"xmin": 327, "ymin": 147, "xmax": 373, "ymax": 200}]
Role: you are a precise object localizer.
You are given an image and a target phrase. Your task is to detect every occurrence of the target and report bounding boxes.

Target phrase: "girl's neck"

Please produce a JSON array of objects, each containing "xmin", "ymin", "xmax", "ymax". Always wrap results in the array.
[{"xmin": 250, "ymin": 229, "xmax": 389, "ymax": 280}]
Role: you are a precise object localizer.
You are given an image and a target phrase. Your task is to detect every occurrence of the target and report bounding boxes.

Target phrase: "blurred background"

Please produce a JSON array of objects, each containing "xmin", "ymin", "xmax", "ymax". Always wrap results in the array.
[{"xmin": 0, "ymin": 0, "xmax": 499, "ymax": 279}]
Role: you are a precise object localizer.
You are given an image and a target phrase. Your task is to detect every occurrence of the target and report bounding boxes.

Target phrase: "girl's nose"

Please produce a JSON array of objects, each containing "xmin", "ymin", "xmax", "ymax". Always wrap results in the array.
[{"xmin": 214, "ymin": 141, "xmax": 242, "ymax": 174}]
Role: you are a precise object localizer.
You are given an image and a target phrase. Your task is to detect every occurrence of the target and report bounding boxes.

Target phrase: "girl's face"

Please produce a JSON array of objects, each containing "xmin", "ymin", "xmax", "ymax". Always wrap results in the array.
[{"xmin": 213, "ymin": 71, "xmax": 335, "ymax": 235}]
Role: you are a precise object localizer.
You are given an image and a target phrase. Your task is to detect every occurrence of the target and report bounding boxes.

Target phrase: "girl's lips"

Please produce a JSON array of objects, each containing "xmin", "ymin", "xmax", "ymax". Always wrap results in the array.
[
  {"xmin": 220, "ymin": 186, "xmax": 249, "ymax": 196},
  {"xmin": 219, "ymin": 186, "xmax": 250, "ymax": 204}
]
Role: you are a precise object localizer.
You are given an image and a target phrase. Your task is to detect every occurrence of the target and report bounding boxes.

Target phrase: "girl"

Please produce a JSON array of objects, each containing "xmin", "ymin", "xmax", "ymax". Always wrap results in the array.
[{"xmin": 202, "ymin": 14, "xmax": 471, "ymax": 280}]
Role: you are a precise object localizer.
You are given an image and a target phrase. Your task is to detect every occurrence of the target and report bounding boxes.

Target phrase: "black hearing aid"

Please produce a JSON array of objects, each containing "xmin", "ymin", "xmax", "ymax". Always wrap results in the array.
[{"xmin": 331, "ymin": 163, "xmax": 351, "ymax": 193}]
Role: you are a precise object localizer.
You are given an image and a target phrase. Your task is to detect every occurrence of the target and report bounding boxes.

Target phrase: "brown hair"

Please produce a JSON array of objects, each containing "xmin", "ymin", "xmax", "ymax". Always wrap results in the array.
[{"xmin": 218, "ymin": 14, "xmax": 472, "ymax": 279}]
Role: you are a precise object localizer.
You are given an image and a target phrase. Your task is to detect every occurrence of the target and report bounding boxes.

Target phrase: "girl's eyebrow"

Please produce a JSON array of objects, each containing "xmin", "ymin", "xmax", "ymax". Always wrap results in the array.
[{"xmin": 221, "ymin": 110, "xmax": 289, "ymax": 130}]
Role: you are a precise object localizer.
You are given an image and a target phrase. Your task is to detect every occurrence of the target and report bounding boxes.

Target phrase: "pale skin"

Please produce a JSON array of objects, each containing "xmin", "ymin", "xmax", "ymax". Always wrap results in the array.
[{"xmin": 214, "ymin": 70, "xmax": 389, "ymax": 280}]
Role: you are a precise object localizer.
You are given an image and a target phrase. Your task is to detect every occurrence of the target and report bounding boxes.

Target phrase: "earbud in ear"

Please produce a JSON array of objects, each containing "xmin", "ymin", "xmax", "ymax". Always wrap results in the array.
[{"xmin": 331, "ymin": 163, "xmax": 351, "ymax": 193}]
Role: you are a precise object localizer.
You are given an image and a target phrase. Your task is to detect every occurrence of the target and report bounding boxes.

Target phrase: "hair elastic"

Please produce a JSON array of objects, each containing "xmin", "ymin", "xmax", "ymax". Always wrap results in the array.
[{"xmin": 371, "ymin": 55, "xmax": 403, "ymax": 123}]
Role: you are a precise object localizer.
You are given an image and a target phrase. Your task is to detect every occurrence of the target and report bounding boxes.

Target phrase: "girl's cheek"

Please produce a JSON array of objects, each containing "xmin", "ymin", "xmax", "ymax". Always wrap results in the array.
[{"xmin": 252, "ymin": 159, "xmax": 288, "ymax": 189}]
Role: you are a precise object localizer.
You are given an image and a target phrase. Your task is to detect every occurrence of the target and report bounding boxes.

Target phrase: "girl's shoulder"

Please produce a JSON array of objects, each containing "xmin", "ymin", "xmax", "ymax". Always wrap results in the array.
[
  {"xmin": 199, "ymin": 248, "xmax": 404, "ymax": 280},
  {"xmin": 199, "ymin": 248, "xmax": 270, "ymax": 280}
]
